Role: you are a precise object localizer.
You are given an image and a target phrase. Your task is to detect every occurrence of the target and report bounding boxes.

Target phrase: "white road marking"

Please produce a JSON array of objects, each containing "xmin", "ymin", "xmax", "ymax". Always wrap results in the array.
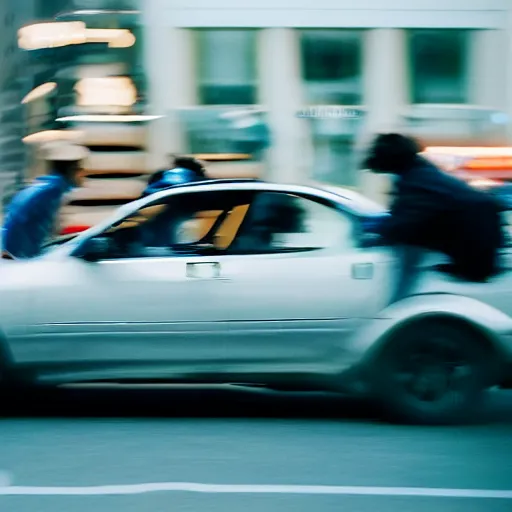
[{"xmin": 0, "ymin": 483, "xmax": 511, "ymax": 499}]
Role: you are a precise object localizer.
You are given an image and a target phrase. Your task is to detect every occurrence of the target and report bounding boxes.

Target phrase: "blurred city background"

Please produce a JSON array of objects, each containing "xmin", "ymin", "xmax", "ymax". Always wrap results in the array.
[
  {"xmin": 1, "ymin": 0, "xmax": 511, "ymax": 229},
  {"xmin": 1, "ymin": 3, "xmax": 512, "ymax": 511}
]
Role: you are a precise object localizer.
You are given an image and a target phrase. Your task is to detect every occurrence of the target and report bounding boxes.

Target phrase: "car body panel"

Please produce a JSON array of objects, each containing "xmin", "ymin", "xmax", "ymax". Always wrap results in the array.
[{"xmin": 1, "ymin": 180, "xmax": 511, "ymax": 391}]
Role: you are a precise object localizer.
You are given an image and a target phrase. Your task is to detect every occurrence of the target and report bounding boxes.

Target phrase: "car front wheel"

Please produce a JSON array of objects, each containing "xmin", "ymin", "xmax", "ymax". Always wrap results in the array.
[{"xmin": 372, "ymin": 319, "xmax": 494, "ymax": 425}]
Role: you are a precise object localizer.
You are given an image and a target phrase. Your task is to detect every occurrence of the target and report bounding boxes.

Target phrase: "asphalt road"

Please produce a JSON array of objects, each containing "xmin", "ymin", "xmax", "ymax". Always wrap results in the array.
[{"xmin": 1, "ymin": 386, "xmax": 512, "ymax": 512}]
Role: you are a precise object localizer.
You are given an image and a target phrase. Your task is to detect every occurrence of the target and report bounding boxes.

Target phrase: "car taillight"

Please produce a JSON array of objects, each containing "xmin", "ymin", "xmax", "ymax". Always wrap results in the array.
[{"xmin": 60, "ymin": 225, "xmax": 90, "ymax": 235}]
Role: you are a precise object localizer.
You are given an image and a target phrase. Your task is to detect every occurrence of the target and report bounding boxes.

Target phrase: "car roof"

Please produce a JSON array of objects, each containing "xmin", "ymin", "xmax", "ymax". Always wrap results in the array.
[{"xmin": 139, "ymin": 178, "xmax": 385, "ymax": 216}]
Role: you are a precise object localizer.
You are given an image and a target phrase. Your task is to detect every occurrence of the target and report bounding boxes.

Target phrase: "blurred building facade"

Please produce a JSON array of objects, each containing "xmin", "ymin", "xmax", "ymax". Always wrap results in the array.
[
  {"xmin": 1, "ymin": 0, "xmax": 512, "ymax": 228},
  {"xmin": 0, "ymin": 0, "xmax": 149, "ymax": 226},
  {"xmin": 0, "ymin": 0, "xmax": 36, "ymax": 202},
  {"xmin": 143, "ymin": 0, "xmax": 512, "ymax": 203}
]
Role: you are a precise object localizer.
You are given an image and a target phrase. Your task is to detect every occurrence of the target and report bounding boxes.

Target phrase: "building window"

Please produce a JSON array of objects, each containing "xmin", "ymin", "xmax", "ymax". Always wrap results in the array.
[
  {"xmin": 196, "ymin": 29, "xmax": 258, "ymax": 105},
  {"xmin": 300, "ymin": 30, "xmax": 363, "ymax": 106},
  {"xmin": 179, "ymin": 107, "xmax": 269, "ymax": 161},
  {"xmin": 409, "ymin": 29, "xmax": 470, "ymax": 104},
  {"xmin": 307, "ymin": 110, "xmax": 366, "ymax": 187}
]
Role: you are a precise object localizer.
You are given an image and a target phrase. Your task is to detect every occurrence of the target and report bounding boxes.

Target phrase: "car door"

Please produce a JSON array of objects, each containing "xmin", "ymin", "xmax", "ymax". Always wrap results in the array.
[
  {"xmin": 202, "ymin": 192, "xmax": 394, "ymax": 368},
  {"xmin": 26, "ymin": 195, "xmax": 231, "ymax": 375}
]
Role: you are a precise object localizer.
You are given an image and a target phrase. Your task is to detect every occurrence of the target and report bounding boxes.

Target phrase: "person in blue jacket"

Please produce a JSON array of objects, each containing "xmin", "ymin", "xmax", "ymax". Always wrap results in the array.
[
  {"xmin": 142, "ymin": 156, "xmax": 208, "ymax": 197},
  {"xmin": 1, "ymin": 141, "xmax": 89, "ymax": 260},
  {"xmin": 135, "ymin": 156, "xmax": 209, "ymax": 250}
]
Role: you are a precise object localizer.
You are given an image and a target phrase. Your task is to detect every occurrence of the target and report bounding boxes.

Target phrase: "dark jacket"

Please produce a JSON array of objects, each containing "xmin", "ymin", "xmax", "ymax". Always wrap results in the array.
[
  {"xmin": 2, "ymin": 174, "xmax": 73, "ymax": 259},
  {"xmin": 374, "ymin": 156, "xmax": 504, "ymax": 281}
]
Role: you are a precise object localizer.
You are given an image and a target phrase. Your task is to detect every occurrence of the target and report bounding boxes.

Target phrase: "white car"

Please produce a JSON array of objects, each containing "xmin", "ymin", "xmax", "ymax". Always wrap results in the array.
[{"xmin": 1, "ymin": 179, "xmax": 511, "ymax": 424}]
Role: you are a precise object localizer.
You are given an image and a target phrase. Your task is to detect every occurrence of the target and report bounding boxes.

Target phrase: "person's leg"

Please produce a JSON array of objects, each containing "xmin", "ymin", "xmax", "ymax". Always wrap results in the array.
[{"xmin": 390, "ymin": 245, "xmax": 424, "ymax": 304}]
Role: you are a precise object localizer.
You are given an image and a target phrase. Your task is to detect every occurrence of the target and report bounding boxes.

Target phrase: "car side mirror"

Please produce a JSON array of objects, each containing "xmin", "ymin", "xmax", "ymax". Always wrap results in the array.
[{"xmin": 80, "ymin": 237, "xmax": 112, "ymax": 262}]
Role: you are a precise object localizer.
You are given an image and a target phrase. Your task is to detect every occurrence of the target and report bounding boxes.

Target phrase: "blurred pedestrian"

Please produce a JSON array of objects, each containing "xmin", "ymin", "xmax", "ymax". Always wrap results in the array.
[
  {"xmin": 363, "ymin": 133, "xmax": 504, "ymax": 299},
  {"xmin": 142, "ymin": 155, "xmax": 208, "ymax": 197},
  {"xmin": 135, "ymin": 156, "xmax": 210, "ymax": 249},
  {"xmin": 1, "ymin": 141, "xmax": 89, "ymax": 260}
]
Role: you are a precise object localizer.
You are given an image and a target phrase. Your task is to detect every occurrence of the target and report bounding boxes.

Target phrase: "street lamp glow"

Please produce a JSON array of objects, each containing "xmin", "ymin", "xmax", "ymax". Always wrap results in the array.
[
  {"xmin": 75, "ymin": 77, "xmax": 137, "ymax": 107},
  {"xmin": 18, "ymin": 22, "xmax": 87, "ymax": 50},
  {"xmin": 82, "ymin": 29, "xmax": 136, "ymax": 48},
  {"xmin": 18, "ymin": 23, "xmax": 136, "ymax": 50},
  {"xmin": 21, "ymin": 82, "xmax": 57, "ymax": 104},
  {"xmin": 22, "ymin": 130, "xmax": 84, "ymax": 144},
  {"xmin": 57, "ymin": 115, "xmax": 163, "ymax": 123}
]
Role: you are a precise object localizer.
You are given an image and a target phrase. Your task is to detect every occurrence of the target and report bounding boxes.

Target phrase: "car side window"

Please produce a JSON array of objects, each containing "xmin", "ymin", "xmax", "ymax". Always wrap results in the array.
[
  {"xmin": 86, "ymin": 191, "xmax": 254, "ymax": 260},
  {"xmin": 229, "ymin": 192, "xmax": 355, "ymax": 254}
]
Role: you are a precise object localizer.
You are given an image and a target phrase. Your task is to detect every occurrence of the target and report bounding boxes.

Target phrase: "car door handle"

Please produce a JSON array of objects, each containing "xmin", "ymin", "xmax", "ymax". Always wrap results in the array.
[
  {"xmin": 351, "ymin": 262, "xmax": 374, "ymax": 280},
  {"xmin": 186, "ymin": 261, "xmax": 223, "ymax": 279}
]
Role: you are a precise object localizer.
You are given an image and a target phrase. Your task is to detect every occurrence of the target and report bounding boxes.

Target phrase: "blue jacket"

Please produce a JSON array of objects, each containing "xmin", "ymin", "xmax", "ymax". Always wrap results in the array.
[
  {"xmin": 2, "ymin": 174, "xmax": 73, "ymax": 259},
  {"xmin": 142, "ymin": 168, "xmax": 203, "ymax": 197}
]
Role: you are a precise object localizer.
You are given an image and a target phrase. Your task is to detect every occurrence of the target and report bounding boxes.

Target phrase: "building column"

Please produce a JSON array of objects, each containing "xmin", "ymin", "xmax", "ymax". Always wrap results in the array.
[
  {"xmin": 358, "ymin": 28, "xmax": 409, "ymax": 205},
  {"xmin": 507, "ymin": 8, "xmax": 512, "ymax": 143},
  {"xmin": 143, "ymin": 0, "xmax": 196, "ymax": 170},
  {"xmin": 469, "ymin": 29, "xmax": 507, "ymax": 110},
  {"xmin": 258, "ymin": 28, "xmax": 313, "ymax": 184}
]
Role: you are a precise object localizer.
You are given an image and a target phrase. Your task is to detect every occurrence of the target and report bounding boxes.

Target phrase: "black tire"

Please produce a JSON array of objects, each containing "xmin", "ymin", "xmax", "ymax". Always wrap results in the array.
[{"xmin": 372, "ymin": 319, "xmax": 493, "ymax": 425}]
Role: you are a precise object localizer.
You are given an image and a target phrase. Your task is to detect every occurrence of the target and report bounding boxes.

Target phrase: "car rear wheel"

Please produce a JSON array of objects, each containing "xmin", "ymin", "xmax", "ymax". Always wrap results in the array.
[{"xmin": 373, "ymin": 319, "xmax": 493, "ymax": 425}]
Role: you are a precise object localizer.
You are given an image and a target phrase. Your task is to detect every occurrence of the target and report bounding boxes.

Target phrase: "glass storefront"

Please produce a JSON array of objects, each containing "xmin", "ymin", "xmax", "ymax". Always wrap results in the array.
[
  {"xmin": 306, "ymin": 109, "xmax": 366, "ymax": 187},
  {"xmin": 177, "ymin": 107, "xmax": 270, "ymax": 163},
  {"xmin": 299, "ymin": 29, "xmax": 364, "ymax": 106}
]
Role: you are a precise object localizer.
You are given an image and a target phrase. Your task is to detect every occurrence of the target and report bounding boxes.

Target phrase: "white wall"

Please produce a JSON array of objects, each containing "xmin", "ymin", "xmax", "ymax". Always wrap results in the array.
[
  {"xmin": 469, "ymin": 30, "xmax": 508, "ymax": 111},
  {"xmin": 165, "ymin": 0, "xmax": 508, "ymax": 7},
  {"xmin": 147, "ymin": 0, "xmax": 509, "ymax": 29},
  {"xmin": 507, "ymin": 7, "xmax": 512, "ymax": 141}
]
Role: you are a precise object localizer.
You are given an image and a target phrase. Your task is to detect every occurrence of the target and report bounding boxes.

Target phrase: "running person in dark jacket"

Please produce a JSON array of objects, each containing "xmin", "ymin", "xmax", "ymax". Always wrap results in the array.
[{"xmin": 364, "ymin": 133, "xmax": 504, "ymax": 297}]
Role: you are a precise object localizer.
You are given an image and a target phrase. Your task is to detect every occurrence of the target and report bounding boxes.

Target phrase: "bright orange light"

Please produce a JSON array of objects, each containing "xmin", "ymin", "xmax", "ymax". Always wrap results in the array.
[
  {"xmin": 463, "ymin": 158, "xmax": 512, "ymax": 170},
  {"xmin": 21, "ymin": 82, "xmax": 57, "ymax": 104}
]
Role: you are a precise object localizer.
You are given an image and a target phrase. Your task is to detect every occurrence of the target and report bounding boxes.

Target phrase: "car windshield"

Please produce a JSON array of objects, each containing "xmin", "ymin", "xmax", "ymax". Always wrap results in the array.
[{"xmin": 318, "ymin": 184, "xmax": 385, "ymax": 215}]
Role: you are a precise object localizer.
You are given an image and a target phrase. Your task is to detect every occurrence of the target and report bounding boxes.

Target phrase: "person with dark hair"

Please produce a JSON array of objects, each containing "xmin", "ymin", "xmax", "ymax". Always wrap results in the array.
[
  {"xmin": 1, "ymin": 141, "xmax": 89, "ymax": 260},
  {"xmin": 142, "ymin": 155, "xmax": 208, "ymax": 197},
  {"xmin": 133, "ymin": 156, "xmax": 210, "ymax": 251},
  {"xmin": 364, "ymin": 133, "xmax": 504, "ymax": 299},
  {"xmin": 172, "ymin": 156, "xmax": 207, "ymax": 178}
]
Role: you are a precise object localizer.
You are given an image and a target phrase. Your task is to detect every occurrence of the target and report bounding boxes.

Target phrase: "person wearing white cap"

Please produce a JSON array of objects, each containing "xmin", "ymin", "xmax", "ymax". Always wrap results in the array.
[{"xmin": 1, "ymin": 141, "xmax": 90, "ymax": 259}]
